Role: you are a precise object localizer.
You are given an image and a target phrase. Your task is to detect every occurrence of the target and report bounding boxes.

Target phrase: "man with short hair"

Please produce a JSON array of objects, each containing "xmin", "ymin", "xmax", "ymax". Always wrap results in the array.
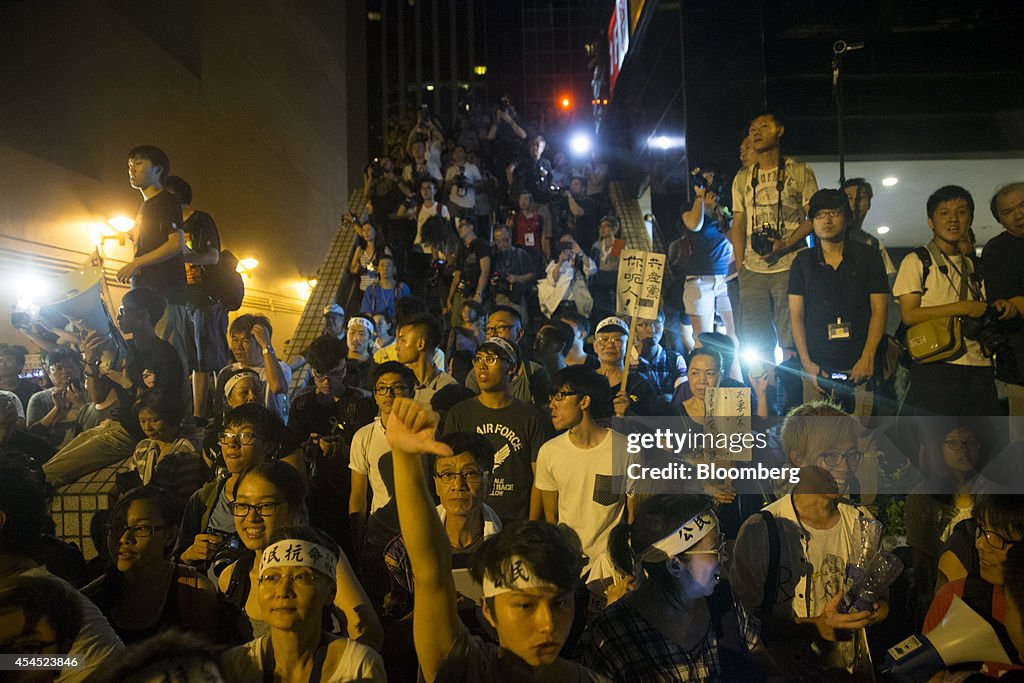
[
  {"xmin": 633, "ymin": 310, "xmax": 686, "ymax": 397},
  {"xmin": 44, "ymin": 288, "xmax": 184, "ymax": 486},
  {"xmin": 396, "ymin": 312, "xmax": 457, "ymax": 405},
  {"xmin": 344, "ymin": 315, "xmax": 376, "ymax": 391},
  {"xmin": 509, "ymin": 135, "xmax": 557, "ymax": 245},
  {"xmin": 536, "ymin": 365, "xmax": 630, "ymax": 582},
  {"xmin": 118, "ymin": 146, "xmax": 190, "ymax": 372},
  {"xmin": 443, "ymin": 144, "xmax": 483, "ymax": 221},
  {"xmin": 217, "ymin": 314, "xmax": 291, "ymax": 423},
  {"xmin": 164, "ymin": 175, "xmax": 230, "ymax": 422},
  {"xmin": 443, "ymin": 337, "xmax": 551, "ymax": 523},
  {"xmin": 323, "ymin": 303, "xmax": 347, "ymax": 341},
  {"xmin": 789, "ymin": 189, "xmax": 889, "ymax": 418},
  {"xmin": 375, "ymin": 297, "xmax": 445, "ymax": 368},
  {"xmin": 349, "ymin": 361, "xmax": 417, "ymax": 611},
  {"xmin": 508, "ymin": 190, "xmax": 547, "ymax": 260},
  {"xmin": 730, "ymin": 113, "xmax": 819, "ymax": 366},
  {"xmin": 490, "ymin": 224, "xmax": 536, "ymax": 325},
  {"xmin": 558, "ymin": 310, "xmax": 600, "ymax": 369},
  {"xmin": 405, "ymin": 177, "xmax": 451, "ymax": 255},
  {"xmin": 402, "ymin": 139, "xmax": 442, "ymax": 188},
  {"xmin": 841, "ymin": 178, "xmax": 897, "ymax": 280},
  {"xmin": 532, "ymin": 321, "xmax": 574, "ymax": 378},
  {"xmin": 445, "ymin": 217, "xmax": 492, "ymax": 328},
  {"xmin": 894, "ymin": 185, "xmax": 1015, "ymax": 417},
  {"xmin": 983, "ymin": 182, "xmax": 1024, "ymax": 438},
  {"xmin": 465, "ymin": 306, "xmax": 552, "ymax": 411},
  {"xmin": 563, "ymin": 176, "xmax": 599, "ymax": 251}
]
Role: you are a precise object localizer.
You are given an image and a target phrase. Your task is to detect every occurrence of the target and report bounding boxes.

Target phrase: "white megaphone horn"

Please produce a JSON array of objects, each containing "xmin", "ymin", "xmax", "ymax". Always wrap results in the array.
[
  {"xmin": 879, "ymin": 595, "xmax": 1017, "ymax": 681},
  {"xmin": 39, "ymin": 266, "xmax": 130, "ymax": 371}
]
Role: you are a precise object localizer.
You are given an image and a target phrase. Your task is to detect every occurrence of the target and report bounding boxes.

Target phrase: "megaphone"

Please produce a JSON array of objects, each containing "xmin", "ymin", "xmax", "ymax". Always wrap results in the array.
[
  {"xmin": 39, "ymin": 266, "xmax": 130, "ymax": 371},
  {"xmin": 879, "ymin": 595, "xmax": 1016, "ymax": 681}
]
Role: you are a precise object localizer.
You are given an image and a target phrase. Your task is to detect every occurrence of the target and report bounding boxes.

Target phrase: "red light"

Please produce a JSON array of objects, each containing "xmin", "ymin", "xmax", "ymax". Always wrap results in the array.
[{"xmin": 560, "ymin": 96, "xmax": 571, "ymax": 109}]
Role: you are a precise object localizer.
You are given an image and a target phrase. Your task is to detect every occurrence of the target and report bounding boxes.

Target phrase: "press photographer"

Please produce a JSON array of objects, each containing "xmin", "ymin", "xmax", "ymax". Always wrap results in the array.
[
  {"xmin": 894, "ymin": 185, "xmax": 1018, "ymax": 418},
  {"xmin": 982, "ymin": 182, "xmax": 1024, "ymax": 438}
]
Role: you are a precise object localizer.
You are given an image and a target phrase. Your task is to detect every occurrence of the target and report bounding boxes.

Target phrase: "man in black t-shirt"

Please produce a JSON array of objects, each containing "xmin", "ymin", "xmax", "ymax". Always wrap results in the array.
[
  {"xmin": 789, "ymin": 189, "xmax": 889, "ymax": 417},
  {"xmin": 563, "ymin": 176, "xmax": 599, "ymax": 250},
  {"xmin": 165, "ymin": 175, "xmax": 230, "ymax": 422},
  {"xmin": 445, "ymin": 217, "xmax": 492, "ymax": 328},
  {"xmin": 118, "ymin": 146, "xmax": 190, "ymax": 375},
  {"xmin": 43, "ymin": 288, "xmax": 184, "ymax": 486},
  {"xmin": 442, "ymin": 337, "xmax": 550, "ymax": 523}
]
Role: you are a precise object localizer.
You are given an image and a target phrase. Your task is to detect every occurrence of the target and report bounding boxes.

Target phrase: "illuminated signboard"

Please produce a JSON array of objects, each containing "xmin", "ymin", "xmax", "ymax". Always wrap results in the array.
[
  {"xmin": 608, "ymin": 0, "xmax": 629, "ymax": 94},
  {"xmin": 608, "ymin": 0, "xmax": 646, "ymax": 95}
]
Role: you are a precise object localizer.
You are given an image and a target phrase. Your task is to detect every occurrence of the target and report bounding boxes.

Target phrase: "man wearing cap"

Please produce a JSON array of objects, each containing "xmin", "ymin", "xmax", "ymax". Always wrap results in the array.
[
  {"xmin": 323, "ymin": 302, "xmax": 347, "ymax": 337},
  {"xmin": 344, "ymin": 315, "xmax": 376, "ymax": 391},
  {"xmin": 593, "ymin": 316, "xmax": 664, "ymax": 417},
  {"xmin": 788, "ymin": 189, "xmax": 889, "ymax": 417},
  {"xmin": 465, "ymin": 306, "xmax": 552, "ymax": 412},
  {"xmin": 442, "ymin": 337, "xmax": 551, "ymax": 523}
]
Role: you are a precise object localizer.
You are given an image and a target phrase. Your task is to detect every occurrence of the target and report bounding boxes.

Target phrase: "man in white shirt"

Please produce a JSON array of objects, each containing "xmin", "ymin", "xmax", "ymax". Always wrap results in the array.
[
  {"xmin": 444, "ymin": 145, "xmax": 482, "ymax": 221},
  {"xmin": 349, "ymin": 361, "xmax": 417, "ymax": 611},
  {"xmin": 536, "ymin": 365, "xmax": 631, "ymax": 582},
  {"xmin": 893, "ymin": 185, "xmax": 1015, "ymax": 417}
]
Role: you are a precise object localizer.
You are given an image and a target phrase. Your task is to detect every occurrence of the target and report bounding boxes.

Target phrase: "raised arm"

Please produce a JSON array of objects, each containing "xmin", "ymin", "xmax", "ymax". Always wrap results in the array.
[{"xmin": 386, "ymin": 398, "xmax": 460, "ymax": 682}]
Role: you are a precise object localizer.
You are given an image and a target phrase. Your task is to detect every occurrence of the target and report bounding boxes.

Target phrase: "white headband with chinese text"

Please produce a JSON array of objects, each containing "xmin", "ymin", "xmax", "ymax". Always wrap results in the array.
[
  {"xmin": 260, "ymin": 540, "xmax": 338, "ymax": 578},
  {"xmin": 481, "ymin": 555, "xmax": 558, "ymax": 598},
  {"xmin": 639, "ymin": 511, "xmax": 717, "ymax": 563}
]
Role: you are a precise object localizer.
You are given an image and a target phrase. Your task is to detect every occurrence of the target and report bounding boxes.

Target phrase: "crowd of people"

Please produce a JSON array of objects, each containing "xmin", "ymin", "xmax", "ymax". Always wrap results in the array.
[{"xmin": 2, "ymin": 102, "xmax": 1024, "ymax": 683}]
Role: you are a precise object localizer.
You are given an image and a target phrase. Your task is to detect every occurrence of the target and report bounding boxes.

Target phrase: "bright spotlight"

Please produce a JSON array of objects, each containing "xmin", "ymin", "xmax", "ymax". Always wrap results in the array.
[
  {"xmin": 107, "ymin": 216, "xmax": 135, "ymax": 233},
  {"xmin": 569, "ymin": 132, "xmax": 592, "ymax": 156},
  {"xmin": 740, "ymin": 347, "xmax": 762, "ymax": 365},
  {"xmin": 882, "ymin": 177, "xmax": 899, "ymax": 187},
  {"xmin": 237, "ymin": 257, "xmax": 259, "ymax": 272},
  {"xmin": 876, "ymin": 225, "xmax": 890, "ymax": 235},
  {"xmin": 651, "ymin": 136, "xmax": 672, "ymax": 150}
]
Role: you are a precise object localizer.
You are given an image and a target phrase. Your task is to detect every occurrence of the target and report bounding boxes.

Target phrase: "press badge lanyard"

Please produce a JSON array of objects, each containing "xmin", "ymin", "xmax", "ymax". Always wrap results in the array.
[
  {"xmin": 931, "ymin": 241, "xmax": 982, "ymax": 302},
  {"xmin": 823, "ymin": 243, "xmax": 849, "ymax": 341},
  {"xmin": 262, "ymin": 632, "xmax": 329, "ymax": 683}
]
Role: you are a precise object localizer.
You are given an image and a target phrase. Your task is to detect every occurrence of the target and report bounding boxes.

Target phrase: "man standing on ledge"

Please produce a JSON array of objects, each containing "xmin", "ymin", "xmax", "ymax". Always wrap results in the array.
[{"xmin": 117, "ymin": 145, "xmax": 190, "ymax": 374}]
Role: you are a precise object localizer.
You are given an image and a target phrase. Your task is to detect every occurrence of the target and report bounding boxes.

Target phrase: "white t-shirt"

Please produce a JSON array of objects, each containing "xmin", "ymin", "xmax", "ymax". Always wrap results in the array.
[
  {"xmin": 731, "ymin": 158, "xmax": 818, "ymax": 274},
  {"xmin": 415, "ymin": 201, "xmax": 452, "ymax": 251},
  {"xmin": 534, "ymin": 429, "xmax": 628, "ymax": 575},
  {"xmin": 892, "ymin": 249, "xmax": 990, "ymax": 366},
  {"xmin": 221, "ymin": 635, "xmax": 386, "ymax": 682},
  {"xmin": 349, "ymin": 418, "xmax": 392, "ymax": 515},
  {"xmin": 20, "ymin": 567, "xmax": 124, "ymax": 683},
  {"xmin": 445, "ymin": 162, "xmax": 482, "ymax": 209}
]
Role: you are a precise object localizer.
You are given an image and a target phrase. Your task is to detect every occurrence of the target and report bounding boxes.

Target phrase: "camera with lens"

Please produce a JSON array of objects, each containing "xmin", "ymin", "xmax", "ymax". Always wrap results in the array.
[
  {"xmin": 210, "ymin": 532, "xmax": 243, "ymax": 577},
  {"xmin": 963, "ymin": 305, "xmax": 1014, "ymax": 361},
  {"xmin": 751, "ymin": 223, "xmax": 783, "ymax": 257},
  {"xmin": 692, "ymin": 173, "xmax": 726, "ymax": 199},
  {"xmin": 490, "ymin": 270, "xmax": 512, "ymax": 296},
  {"xmin": 500, "ymin": 97, "xmax": 511, "ymax": 112},
  {"xmin": 429, "ymin": 258, "xmax": 447, "ymax": 287},
  {"xmin": 454, "ymin": 165, "xmax": 471, "ymax": 194}
]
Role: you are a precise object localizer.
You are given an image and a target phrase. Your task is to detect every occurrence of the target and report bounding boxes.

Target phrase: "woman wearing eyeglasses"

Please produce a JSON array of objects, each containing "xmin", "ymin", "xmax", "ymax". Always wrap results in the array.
[
  {"xmin": 218, "ymin": 461, "xmax": 383, "ymax": 651},
  {"xmin": 730, "ymin": 401, "xmax": 887, "ymax": 680},
  {"xmin": 221, "ymin": 525, "xmax": 386, "ymax": 682},
  {"xmin": 906, "ymin": 421, "xmax": 989, "ymax": 615},
  {"xmin": 83, "ymin": 486, "xmax": 221, "ymax": 645},
  {"xmin": 176, "ymin": 404, "xmax": 305, "ymax": 573},
  {"xmin": 922, "ymin": 494, "xmax": 1024, "ymax": 679},
  {"xmin": 580, "ymin": 495, "xmax": 778, "ymax": 682}
]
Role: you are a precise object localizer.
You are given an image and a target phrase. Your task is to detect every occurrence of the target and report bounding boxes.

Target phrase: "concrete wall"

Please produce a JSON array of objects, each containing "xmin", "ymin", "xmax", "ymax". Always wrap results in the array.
[{"xmin": 0, "ymin": 0, "xmax": 359, "ymax": 352}]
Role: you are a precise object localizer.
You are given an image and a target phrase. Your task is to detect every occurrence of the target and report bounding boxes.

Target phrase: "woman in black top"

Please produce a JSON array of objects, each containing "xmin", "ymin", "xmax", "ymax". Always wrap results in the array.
[{"xmin": 83, "ymin": 486, "xmax": 221, "ymax": 645}]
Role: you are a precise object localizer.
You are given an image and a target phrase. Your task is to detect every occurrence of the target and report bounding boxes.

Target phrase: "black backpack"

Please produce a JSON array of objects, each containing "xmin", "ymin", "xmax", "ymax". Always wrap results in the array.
[{"xmin": 203, "ymin": 249, "xmax": 245, "ymax": 311}]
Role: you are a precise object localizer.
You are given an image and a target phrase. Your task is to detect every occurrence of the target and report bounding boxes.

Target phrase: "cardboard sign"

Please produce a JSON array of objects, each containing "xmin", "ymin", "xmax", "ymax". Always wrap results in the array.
[
  {"xmin": 616, "ymin": 249, "xmax": 665, "ymax": 320},
  {"xmin": 703, "ymin": 386, "xmax": 753, "ymax": 461}
]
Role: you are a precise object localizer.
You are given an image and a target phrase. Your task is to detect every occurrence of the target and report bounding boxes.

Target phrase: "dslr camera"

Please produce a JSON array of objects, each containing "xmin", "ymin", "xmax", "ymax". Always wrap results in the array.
[
  {"xmin": 454, "ymin": 166, "xmax": 471, "ymax": 194},
  {"xmin": 962, "ymin": 305, "xmax": 1015, "ymax": 362},
  {"xmin": 751, "ymin": 223, "xmax": 783, "ymax": 257}
]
